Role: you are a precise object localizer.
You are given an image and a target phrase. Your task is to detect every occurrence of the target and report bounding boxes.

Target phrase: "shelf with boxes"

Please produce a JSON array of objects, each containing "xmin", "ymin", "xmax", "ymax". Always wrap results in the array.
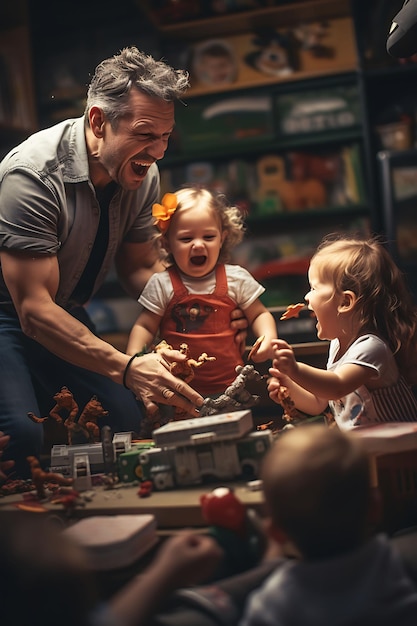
[
  {"xmin": 148, "ymin": 0, "xmax": 371, "ymax": 313},
  {"xmin": 0, "ymin": 0, "xmax": 38, "ymax": 158},
  {"xmin": 88, "ymin": 0, "xmax": 373, "ymax": 337}
]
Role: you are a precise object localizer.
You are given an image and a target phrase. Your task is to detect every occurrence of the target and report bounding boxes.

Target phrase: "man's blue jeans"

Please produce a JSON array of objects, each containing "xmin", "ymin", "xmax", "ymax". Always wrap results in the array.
[{"xmin": 0, "ymin": 308, "xmax": 144, "ymax": 478}]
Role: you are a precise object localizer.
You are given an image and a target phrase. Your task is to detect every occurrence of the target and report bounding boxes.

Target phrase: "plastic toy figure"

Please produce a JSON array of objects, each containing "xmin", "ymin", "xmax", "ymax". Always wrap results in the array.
[
  {"xmin": 171, "ymin": 342, "xmax": 216, "ymax": 383},
  {"xmin": 27, "ymin": 455, "xmax": 73, "ymax": 500},
  {"xmin": 28, "ymin": 385, "xmax": 78, "ymax": 425},
  {"xmin": 200, "ymin": 486, "xmax": 265, "ymax": 579},
  {"xmin": 64, "ymin": 395, "xmax": 109, "ymax": 445},
  {"xmin": 279, "ymin": 302, "xmax": 305, "ymax": 320},
  {"xmin": 199, "ymin": 364, "xmax": 263, "ymax": 416},
  {"xmin": 28, "ymin": 387, "xmax": 109, "ymax": 445}
]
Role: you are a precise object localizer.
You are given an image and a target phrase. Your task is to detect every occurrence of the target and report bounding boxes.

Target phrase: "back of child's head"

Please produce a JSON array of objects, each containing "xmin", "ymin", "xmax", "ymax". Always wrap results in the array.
[
  {"xmin": 311, "ymin": 234, "xmax": 417, "ymax": 384},
  {"xmin": 0, "ymin": 512, "xmax": 97, "ymax": 626},
  {"xmin": 261, "ymin": 424, "xmax": 371, "ymax": 560},
  {"xmin": 167, "ymin": 186, "xmax": 245, "ymax": 262}
]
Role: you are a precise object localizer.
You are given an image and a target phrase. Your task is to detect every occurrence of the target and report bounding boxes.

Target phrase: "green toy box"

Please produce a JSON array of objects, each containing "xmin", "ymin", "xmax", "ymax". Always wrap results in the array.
[{"xmin": 117, "ymin": 441, "xmax": 154, "ymax": 483}]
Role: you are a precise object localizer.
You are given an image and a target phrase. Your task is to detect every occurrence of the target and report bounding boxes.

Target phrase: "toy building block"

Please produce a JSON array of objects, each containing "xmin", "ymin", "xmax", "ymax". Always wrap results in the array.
[
  {"xmin": 72, "ymin": 453, "xmax": 92, "ymax": 491},
  {"xmin": 113, "ymin": 432, "xmax": 132, "ymax": 457}
]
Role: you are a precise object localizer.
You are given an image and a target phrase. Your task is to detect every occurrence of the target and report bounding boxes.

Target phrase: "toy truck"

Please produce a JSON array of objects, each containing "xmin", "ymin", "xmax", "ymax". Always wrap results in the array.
[{"xmin": 138, "ymin": 410, "xmax": 273, "ymax": 490}]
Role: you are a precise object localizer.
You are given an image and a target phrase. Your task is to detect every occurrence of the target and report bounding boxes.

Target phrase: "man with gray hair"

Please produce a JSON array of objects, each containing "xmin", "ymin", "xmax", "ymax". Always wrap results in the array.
[{"xmin": 0, "ymin": 47, "xmax": 246, "ymax": 477}]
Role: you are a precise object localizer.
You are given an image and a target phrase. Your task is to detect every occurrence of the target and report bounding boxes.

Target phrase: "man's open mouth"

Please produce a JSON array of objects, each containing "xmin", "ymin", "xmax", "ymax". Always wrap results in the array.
[{"xmin": 131, "ymin": 161, "xmax": 150, "ymax": 176}]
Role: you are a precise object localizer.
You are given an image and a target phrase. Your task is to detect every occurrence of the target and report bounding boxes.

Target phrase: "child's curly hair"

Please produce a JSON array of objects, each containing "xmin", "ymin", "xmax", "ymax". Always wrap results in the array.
[{"xmin": 162, "ymin": 186, "xmax": 246, "ymax": 264}]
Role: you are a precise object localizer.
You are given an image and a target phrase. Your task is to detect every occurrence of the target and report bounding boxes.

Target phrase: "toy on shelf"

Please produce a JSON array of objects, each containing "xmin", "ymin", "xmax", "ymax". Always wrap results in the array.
[
  {"xmin": 257, "ymin": 154, "xmax": 326, "ymax": 212},
  {"xmin": 245, "ymin": 28, "xmax": 296, "ymax": 77},
  {"xmin": 200, "ymin": 485, "xmax": 266, "ymax": 578}
]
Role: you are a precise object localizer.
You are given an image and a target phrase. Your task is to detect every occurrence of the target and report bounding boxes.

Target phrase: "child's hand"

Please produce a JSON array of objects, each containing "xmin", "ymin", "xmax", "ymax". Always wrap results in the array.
[
  {"xmin": 154, "ymin": 531, "xmax": 223, "ymax": 589},
  {"xmin": 271, "ymin": 339, "xmax": 298, "ymax": 377},
  {"xmin": 267, "ymin": 366, "xmax": 292, "ymax": 404}
]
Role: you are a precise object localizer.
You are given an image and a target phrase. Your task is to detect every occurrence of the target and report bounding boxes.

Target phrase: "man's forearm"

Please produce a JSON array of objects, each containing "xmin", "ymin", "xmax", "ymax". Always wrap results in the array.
[{"xmin": 21, "ymin": 301, "xmax": 127, "ymax": 382}]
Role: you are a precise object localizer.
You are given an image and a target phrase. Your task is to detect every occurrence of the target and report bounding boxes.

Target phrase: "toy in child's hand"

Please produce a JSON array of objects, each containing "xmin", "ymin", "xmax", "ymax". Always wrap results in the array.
[
  {"xmin": 248, "ymin": 335, "xmax": 265, "ymax": 361},
  {"xmin": 199, "ymin": 364, "xmax": 263, "ymax": 416},
  {"xmin": 280, "ymin": 303, "xmax": 305, "ymax": 320},
  {"xmin": 275, "ymin": 385, "xmax": 301, "ymax": 423}
]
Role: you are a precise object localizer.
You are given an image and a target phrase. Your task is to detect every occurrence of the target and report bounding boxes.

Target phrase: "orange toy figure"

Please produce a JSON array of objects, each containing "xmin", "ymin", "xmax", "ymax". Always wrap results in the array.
[
  {"xmin": 248, "ymin": 335, "xmax": 265, "ymax": 361},
  {"xmin": 27, "ymin": 455, "xmax": 73, "ymax": 500},
  {"xmin": 280, "ymin": 303, "xmax": 305, "ymax": 321},
  {"xmin": 156, "ymin": 341, "xmax": 216, "ymax": 421},
  {"xmin": 170, "ymin": 342, "xmax": 216, "ymax": 385},
  {"xmin": 28, "ymin": 385, "xmax": 78, "ymax": 424},
  {"xmin": 275, "ymin": 384, "xmax": 303, "ymax": 423},
  {"xmin": 64, "ymin": 395, "xmax": 109, "ymax": 445}
]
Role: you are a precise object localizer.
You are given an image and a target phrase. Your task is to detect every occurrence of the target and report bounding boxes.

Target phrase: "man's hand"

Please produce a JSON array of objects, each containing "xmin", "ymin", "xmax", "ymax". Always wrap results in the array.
[
  {"xmin": 231, "ymin": 307, "xmax": 248, "ymax": 354},
  {"xmin": 125, "ymin": 348, "xmax": 204, "ymax": 416}
]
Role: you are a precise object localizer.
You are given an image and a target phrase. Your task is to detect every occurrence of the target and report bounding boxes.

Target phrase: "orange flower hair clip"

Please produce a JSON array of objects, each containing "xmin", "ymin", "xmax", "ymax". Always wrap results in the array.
[{"xmin": 152, "ymin": 193, "xmax": 178, "ymax": 233}]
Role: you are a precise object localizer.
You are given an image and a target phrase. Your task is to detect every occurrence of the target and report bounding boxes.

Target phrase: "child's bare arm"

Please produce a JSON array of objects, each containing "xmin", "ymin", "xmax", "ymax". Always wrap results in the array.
[
  {"xmin": 126, "ymin": 309, "xmax": 162, "ymax": 355},
  {"xmin": 271, "ymin": 338, "xmax": 376, "ymax": 401},
  {"xmin": 108, "ymin": 532, "xmax": 223, "ymax": 626},
  {"xmin": 268, "ymin": 365, "xmax": 328, "ymax": 415},
  {"xmin": 244, "ymin": 300, "xmax": 277, "ymax": 362}
]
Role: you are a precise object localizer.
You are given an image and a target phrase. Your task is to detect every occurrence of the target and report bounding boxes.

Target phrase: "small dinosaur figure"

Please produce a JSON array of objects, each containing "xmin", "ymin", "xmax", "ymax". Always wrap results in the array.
[{"xmin": 199, "ymin": 364, "xmax": 263, "ymax": 416}]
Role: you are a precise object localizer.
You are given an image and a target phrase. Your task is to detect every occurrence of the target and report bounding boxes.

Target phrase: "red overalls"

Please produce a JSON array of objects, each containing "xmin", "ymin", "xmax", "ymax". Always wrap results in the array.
[{"xmin": 159, "ymin": 265, "xmax": 243, "ymax": 396}]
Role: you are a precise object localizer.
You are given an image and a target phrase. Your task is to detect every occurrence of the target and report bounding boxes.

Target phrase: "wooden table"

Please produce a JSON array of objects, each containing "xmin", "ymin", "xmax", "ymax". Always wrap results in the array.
[{"xmin": 0, "ymin": 480, "xmax": 266, "ymax": 529}]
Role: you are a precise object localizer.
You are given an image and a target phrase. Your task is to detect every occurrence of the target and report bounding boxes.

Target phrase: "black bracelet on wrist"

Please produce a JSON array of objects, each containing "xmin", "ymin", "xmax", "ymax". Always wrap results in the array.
[{"xmin": 123, "ymin": 348, "xmax": 147, "ymax": 390}]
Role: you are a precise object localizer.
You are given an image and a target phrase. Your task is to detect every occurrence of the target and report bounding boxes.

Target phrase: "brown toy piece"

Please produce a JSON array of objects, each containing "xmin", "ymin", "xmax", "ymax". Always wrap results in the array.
[
  {"xmin": 154, "ymin": 341, "xmax": 216, "ymax": 421},
  {"xmin": 170, "ymin": 342, "xmax": 216, "ymax": 385},
  {"xmin": 27, "ymin": 455, "xmax": 73, "ymax": 500},
  {"xmin": 275, "ymin": 384, "xmax": 303, "ymax": 422},
  {"xmin": 28, "ymin": 386, "xmax": 78, "ymax": 424},
  {"xmin": 247, "ymin": 335, "xmax": 265, "ymax": 361},
  {"xmin": 28, "ymin": 387, "xmax": 108, "ymax": 446},
  {"xmin": 280, "ymin": 303, "xmax": 305, "ymax": 321},
  {"xmin": 64, "ymin": 395, "xmax": 109, "ymax": 445}
]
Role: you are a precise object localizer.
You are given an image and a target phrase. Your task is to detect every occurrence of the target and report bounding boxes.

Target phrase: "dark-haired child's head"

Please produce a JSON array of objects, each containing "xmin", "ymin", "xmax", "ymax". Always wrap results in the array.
[{"xmin": 262, "ymin": 424, "xmax": 371, "ymax": 560}]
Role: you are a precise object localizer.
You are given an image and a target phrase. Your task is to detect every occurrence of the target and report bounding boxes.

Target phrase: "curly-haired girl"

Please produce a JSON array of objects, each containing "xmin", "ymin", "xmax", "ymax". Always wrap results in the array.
[{"xmin": 127, "ymin": 186, "xmax": 277, "ymax": 396}]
